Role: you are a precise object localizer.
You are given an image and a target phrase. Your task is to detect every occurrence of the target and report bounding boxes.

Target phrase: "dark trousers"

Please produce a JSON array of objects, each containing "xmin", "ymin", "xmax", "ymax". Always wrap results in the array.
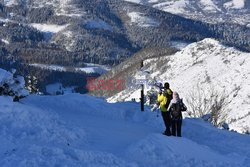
[
  {"xmin": 171, "ymin": 119, "xmax": 182, "ymax": 137},
  {"xmin": 161, "ymin": 111, "xmax": 171, "ymax": 136}
]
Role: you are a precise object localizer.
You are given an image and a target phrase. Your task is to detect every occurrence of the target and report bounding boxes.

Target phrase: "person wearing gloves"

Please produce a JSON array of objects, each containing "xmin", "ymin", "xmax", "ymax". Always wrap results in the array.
[{"xmin": 157, "ymin": 82, "xmax": 173, "ymax": 136}]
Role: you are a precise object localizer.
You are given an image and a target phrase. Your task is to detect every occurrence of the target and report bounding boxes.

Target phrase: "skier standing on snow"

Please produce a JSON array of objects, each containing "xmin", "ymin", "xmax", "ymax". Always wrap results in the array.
[
  {"xmin": 157, "ymin": 82, "xmax": 173, "ymax": 136},
  {"xmin": 168, "ymin": 92, "xmax": 187, "ymax": 137}
]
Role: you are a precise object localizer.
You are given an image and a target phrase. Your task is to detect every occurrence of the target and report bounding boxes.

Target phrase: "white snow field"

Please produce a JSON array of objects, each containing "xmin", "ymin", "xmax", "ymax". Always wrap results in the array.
[
  {"xmin": 30, "ymin": 24, "xmax": 69, "ymax": 34},
  {"xmin": 224, "ymin": 0, "xmax": 245, "ymax": 9},
  {"xmin": 0, "ymin": 94, "xmax": 249, "ymax": 166},
  {"xmin": 127, "ymin": 12, "xmax": 160, "ymax": 27},
  {"xmin": 29, "ymin": 63, "xmax": 109, "ymax": 74}
]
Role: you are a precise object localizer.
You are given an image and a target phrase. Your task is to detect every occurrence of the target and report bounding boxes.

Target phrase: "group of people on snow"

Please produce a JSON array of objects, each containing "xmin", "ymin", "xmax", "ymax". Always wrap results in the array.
[{"xmin": 157, "ymin": 82, "xmax": 187, "ymax": 137}]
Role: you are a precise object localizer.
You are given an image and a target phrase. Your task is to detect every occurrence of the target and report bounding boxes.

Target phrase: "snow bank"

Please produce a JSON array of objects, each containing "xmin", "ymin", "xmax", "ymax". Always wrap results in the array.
[
  {"xmin": 0, "ymin": 96, "xmax": 87, "ymax": 166},
  {"xmin": 1, "ymin": 93, "xmax": 249, "ymax": 166},
  {"xmin": 125, "ymin": 134, "xmax": 238, "ymax": 167},
  {"xmin": 0, "ymin": 68, "xmax": 29, "ymax": 97},
  {"xmin": 0, "ymin": 68, "xmax": 12, "ymax": 83}
]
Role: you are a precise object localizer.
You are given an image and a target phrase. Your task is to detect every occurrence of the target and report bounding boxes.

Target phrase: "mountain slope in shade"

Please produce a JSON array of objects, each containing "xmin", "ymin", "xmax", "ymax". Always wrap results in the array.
[{"xmin": 108, "ymin": 38, "xmax": 250, "ymax": 134}]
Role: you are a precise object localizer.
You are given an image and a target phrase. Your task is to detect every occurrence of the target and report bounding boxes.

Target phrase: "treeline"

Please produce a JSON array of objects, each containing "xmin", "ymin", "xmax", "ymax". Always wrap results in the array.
[
  {"xmin": 16, "ymin": 64, "xmax": 100, "ymax": 94},
  {"xmin": 1, "ymin": 0, "xmax": 250, "ymax": 68}
]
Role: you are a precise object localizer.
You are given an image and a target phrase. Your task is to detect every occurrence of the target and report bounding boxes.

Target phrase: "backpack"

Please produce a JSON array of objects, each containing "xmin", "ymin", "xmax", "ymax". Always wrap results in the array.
[
  {"xmin": 171, "ymin": 102, "xmax": 182, "ymax": 118},
  {"xmin": 171, "ymin": 100, "xmax": 187, "ymax": 119}
]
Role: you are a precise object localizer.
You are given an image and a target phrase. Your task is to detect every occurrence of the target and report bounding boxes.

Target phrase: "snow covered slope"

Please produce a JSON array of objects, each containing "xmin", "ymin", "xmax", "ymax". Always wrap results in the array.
[
  {"xmin": 30, "ymin": 23, "xmax": 69, "ymax": 33},
  {"xmin": 127, "ymin": 12, "xmax": 160, "ymax": 27},
  {"xmin": 2, "ymin": 0, "xmax": 85, "ymax": 17},
  {"xmin": 108, "ymin": 38, "xmax": 250, "ymax": 134},
  {"xmin": 0, "ymin": 94, "xmax": 250, "ymax": 166},
  {"xmin": 0, "ymin": 68, "xmax": 29, "ymax": 97},
  {"xmin": 29, "ymin": 63, "xmax": 110, "ymax": 74},
  {"xmin": 124, "ymin": 0, "xmax": 250, "ymax": 25}
]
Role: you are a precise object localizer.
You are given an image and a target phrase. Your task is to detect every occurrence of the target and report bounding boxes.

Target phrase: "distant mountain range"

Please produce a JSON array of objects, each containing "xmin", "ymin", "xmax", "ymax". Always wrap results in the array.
[
  {"xmin": 0, "ymin": 0, "xmax": 250, "ymax": 92},
  {"xmin": 124, "ymin": 0, "xmax": 250, "ymax": 25}
]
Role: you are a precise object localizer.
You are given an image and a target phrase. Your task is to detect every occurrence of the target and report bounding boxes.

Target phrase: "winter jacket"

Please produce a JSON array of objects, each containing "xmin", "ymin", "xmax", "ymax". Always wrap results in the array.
[
  {"xmin": 157, "ymin": 89, "xmax": 173, "ymax": 112},
  {"xmin": 169, "ymin": 99, "xmax": 187, "ymax": 120}
]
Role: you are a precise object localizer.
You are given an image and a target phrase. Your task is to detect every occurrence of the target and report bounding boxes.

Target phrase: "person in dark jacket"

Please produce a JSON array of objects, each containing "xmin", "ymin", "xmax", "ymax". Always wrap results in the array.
[{"xmin": 168, "ymin": 92, "xmax": 187, "ymax": 137}]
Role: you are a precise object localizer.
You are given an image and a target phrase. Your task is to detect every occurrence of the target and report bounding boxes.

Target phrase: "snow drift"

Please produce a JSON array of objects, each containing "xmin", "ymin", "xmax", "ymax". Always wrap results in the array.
[
  {"xmin": 0, "ymin": 68, "xmax": 29, "ymax": 98},
  {"xmin": 0, "ymin": 93, "xmax": 250, "ymax": 166}
]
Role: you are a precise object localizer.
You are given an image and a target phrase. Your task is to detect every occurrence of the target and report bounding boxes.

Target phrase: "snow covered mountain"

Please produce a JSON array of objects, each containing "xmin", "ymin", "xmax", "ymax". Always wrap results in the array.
[
  {"xmin": 106, "ymin": 38, "xmax": 250, "ymax": 134},
  {"xmin": 1, "ymin": 0, "xmax": 250, "ymax": 67},
  {"xmin": 124, "ymin": 0, "xmax": 250, "ymax": 25},
  {"xmin": 1, "ymin": 0, "xmax": 250, "ymax": 93},
  {"xmin": 1, "ymin": 92, "xmax": 250, "ymax": 166}
]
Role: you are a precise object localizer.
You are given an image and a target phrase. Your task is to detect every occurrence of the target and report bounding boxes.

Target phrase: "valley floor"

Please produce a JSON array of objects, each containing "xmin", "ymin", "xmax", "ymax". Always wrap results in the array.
[{"xmin": 0, "ymin": 94, "xmax": 249, "ymax": 166}]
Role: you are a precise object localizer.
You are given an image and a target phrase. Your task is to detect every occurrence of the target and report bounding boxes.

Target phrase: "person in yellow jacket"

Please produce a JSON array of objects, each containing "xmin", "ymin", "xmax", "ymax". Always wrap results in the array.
[{"xmin": 157, "ymin": 82, "xmax": 173, "ymax": 136}]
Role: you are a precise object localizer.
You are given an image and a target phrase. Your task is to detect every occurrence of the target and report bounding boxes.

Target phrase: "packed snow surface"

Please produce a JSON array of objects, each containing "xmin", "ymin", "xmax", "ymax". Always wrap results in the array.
[{"xmin": 0, "ymin": 94, "xmax": 249, "ymax": 166}]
